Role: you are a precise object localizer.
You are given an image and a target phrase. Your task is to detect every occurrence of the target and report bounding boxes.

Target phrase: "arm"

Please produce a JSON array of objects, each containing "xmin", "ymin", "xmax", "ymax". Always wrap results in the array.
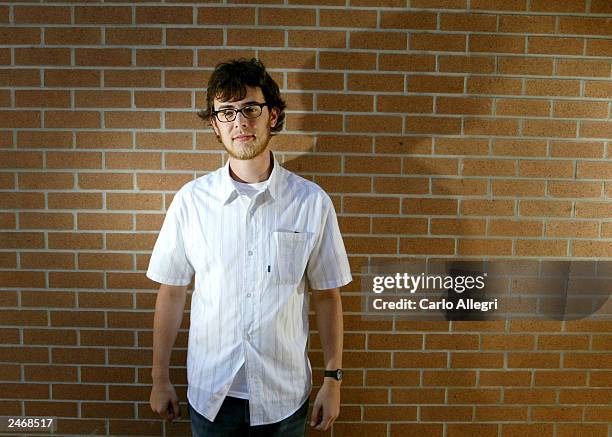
[
  {"xmin": 309, "ymin": 287, "xmax": 343, "ymax": 431},
  {"xmin": 150, "ymin": 283, "xmax": 188, "ymax": 421}
]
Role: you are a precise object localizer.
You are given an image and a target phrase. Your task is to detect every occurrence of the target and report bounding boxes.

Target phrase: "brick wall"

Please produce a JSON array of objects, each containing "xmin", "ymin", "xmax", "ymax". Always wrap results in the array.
[{"xmin": 1, "ymin": 1, "xmax": 611, "ymax": 436}]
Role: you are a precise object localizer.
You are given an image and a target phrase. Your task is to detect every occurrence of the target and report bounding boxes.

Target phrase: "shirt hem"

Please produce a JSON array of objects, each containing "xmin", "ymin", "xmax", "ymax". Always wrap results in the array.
[
  {"xmin": 146, "ymin": 270, "xmax": 191, "ymax": 287},
  {"xmin": 309, "ymin": 274, "xmax": 353, "ymax": 291}
]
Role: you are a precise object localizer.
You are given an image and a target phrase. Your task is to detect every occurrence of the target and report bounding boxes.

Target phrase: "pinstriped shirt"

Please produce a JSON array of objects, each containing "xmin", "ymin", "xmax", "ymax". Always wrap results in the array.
[{"xmin": 146, "ymin": 153, "xmax": 352, "ymax": 425}]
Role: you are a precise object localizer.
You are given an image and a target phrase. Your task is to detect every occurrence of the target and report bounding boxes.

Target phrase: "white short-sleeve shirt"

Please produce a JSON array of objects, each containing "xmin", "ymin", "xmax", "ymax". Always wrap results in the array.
[{"xmin": 146, "ymin": 152, "xmax": 352, "ymax": 425}]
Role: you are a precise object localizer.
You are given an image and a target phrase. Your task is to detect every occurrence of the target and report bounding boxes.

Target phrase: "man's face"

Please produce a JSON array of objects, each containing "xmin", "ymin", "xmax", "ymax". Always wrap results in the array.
[{"xmin": 210, "ymin": 86, "xmax": 278, "ymax": 161}]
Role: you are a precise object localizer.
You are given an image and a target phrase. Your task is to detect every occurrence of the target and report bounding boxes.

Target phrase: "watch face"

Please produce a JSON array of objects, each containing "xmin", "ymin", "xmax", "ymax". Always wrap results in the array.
[{"xmin": 336, "ymin": 369, "xmax": 343, "ymax": 380}]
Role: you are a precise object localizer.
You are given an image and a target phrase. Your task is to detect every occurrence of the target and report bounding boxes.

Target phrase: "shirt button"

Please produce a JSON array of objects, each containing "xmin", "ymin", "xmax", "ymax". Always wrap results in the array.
[
  {"xmin": 246, "ymin": 293, "xmax": 252, "ymax": 298},
  {"xmin": 248, "ymin": 250, "xmax": 253, "ymax": 256}
]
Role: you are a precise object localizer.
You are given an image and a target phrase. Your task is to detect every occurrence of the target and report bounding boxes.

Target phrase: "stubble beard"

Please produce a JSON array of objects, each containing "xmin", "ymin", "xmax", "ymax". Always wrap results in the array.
[{"xmin": 222, "ymin": 131, "xmax": 271, "ymax": 161}]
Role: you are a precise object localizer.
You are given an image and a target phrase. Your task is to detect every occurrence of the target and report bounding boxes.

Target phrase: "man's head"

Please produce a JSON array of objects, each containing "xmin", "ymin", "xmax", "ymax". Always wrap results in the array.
[{"xmin": 198, "ymin": 58, "xmax": 286, "ymax": 160}]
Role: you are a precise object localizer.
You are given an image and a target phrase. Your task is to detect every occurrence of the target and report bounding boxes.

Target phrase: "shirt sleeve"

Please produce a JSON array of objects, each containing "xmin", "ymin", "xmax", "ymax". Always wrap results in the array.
[
  {"xmin": 306, "ymin": 193, "xmax": 353, "ymax": 290},
  {"xmin": 146, "ymin": 186, "xmax": 194, "ymax": 286}
]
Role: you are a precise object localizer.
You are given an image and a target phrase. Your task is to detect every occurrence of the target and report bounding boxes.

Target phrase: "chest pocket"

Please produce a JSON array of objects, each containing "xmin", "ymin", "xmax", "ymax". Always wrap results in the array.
[{"xmin": 273, "ymin": 231, "xmax": 312, "ymax": 285}]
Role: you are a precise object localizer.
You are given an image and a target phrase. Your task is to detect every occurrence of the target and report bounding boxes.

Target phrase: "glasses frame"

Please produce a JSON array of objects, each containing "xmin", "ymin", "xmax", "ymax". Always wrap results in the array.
[{"xmin": 212, "ymin": 102, "xmax": 269, "ymax": 123}]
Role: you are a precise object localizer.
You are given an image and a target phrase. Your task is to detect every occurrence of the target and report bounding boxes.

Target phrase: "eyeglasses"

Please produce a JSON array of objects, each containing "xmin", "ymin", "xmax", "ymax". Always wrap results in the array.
[{"xmin": 212, "ymin": 102, "xmax": 269, "ymax": 123}]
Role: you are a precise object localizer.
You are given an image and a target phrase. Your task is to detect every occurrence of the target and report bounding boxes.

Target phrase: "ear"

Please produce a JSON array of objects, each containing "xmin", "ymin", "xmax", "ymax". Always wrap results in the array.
[
  {"xmin": 269, "ymin": 107, "xmax": 279, "ymax": 128},
  {"xmin": 210, "ymin": 116, "xmax": 220, "ymax": 136}
]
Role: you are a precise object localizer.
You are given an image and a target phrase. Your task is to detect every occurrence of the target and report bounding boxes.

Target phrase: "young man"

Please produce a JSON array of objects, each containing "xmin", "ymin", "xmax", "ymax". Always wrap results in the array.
[{"xmin": 147, "ymin": 58, "xmax": 352, "ymax": 436}]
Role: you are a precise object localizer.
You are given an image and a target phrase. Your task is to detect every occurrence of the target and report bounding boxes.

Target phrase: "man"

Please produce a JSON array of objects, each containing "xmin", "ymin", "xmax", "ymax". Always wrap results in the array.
[{"xmin": 147, "ymin": 58, "xmax": 352, "ymax": 436}]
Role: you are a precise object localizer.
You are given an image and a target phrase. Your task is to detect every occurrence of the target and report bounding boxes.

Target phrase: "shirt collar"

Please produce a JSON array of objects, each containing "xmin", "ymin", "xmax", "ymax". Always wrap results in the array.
[{"xmin": 221, "ymin": 151, "xmax": 282, "ymax": 205}]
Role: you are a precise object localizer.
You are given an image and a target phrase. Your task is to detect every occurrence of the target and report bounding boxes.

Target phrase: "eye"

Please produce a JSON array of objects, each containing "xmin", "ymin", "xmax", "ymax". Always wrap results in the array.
[
  {"xmin": 243, "ymin": 106, "xmax": 258, "ymax": 115},
  {"xmin": 220, "ymin": 109, "xmax": 235, "ymax": 119}
]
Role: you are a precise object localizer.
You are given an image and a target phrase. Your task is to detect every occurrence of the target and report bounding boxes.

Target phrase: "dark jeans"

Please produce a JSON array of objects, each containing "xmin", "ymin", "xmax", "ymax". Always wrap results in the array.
[{"xmin": 188, "ymin": 396, "xmax": 309, "ymax": 437}]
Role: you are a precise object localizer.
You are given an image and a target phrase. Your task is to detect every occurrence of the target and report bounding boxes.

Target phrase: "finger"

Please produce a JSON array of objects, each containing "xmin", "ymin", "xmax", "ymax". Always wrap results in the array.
[
  {"xmin": 166, "ymin": 401, "xmax": 175, "ymax": 421},
  {"xmin": 172, "ymin": 398, "xmax": 181, "ymax": 419},
  {"xmin": 316, "ymin": 410, "xmax": 331, "ymax": 431},
  {"xmin": 309, "ymin": 403, "xmax": 322, "ymax": 427}
]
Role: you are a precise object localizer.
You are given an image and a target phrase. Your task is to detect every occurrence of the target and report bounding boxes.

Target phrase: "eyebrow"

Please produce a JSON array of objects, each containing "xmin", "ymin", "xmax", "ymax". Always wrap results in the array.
[{"xmin": 217, "ymin": 101, "xmax": 260, "ymax": 110}]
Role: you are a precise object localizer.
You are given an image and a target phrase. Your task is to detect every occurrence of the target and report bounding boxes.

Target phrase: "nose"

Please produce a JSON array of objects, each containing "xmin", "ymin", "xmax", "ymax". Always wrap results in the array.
[{"xmin": 233, "ymin": 110, "xmax": 249, "ymax": 127}]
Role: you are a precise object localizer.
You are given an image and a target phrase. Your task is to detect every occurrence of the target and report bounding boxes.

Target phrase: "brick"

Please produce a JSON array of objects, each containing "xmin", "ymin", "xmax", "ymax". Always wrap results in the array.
[
  {"xmin": 496, "ymin": 99, "xmax": 550, "ymax": 117},
  {"xmin": 403, "ymin": 198, "xmax": 457, "ymax": 215},
  {"xmin": 475, "ymin": 406, "xmax": 527, "ymax": 421},
  {"xmin": 559, "ymin": 389, "xmax": 612, "ymax": 404},
  {"xmin": 375, "ymin": 136, "xmax": 432, "ymax": 154},
  {"xmin": 320, "ymin": 94, "xmax": 374, "ymax": 113},
  {"xmin": 470, "ymin": 35, "xmax": 524, "ymax": 54},
  {"xmin": 52, "ymin": 384, "xmax": 105, "ymax": 400},
  {"xmin": 467, "ymin": 77, "xmax": 523, "ymax": 96},
  {"xmin": 559, "ymin": 17, "xmax": 612, "ymax": 36},
  {"xmin": 348, "ymin": 115, "xmax": 402, "ymax": 133},
  {"xmin": 15, "ymin": 6, "xmax": 70, "ymax": 24},
  {"xmin": 107, "ymin": 194, "xmax": 163, "ymax": 211},
  {"xmin": 14, "ymin": 90, "xmax": 66, "ymax": 108},
  {"xmin": 164, "ymin": 153, "xmax": 222, "ymax": 171},
  {"xmin": 45, "ymin": 111, "xmax": 100, "ymax": 129},
  {"xmin": 227, "ymin": 29, "xmax": 284, "ymax": 48},
  {"xmin": 105, "ymin": 111, "xmax": 160, "ymax": 129},
  {"xmin": 0, "ymin": 111, "xmax": 40, "ymax": 128},
  {"xmin": 400, "ymin": 237, "xmax": 455, "ymax": 255},
  {"xmin": 346, "ymin": 74, "xmax": 404, "ymax": 93},
  {"xmin": 440, "ymin": 13, "xmax": 496, "ymax": 32},
  {"xmin": 461, "ymin": 199, "xmax": 515, "ymax": 216},
  {"xmin": 572, "ymin": 240, "xmax": 612, "ymax": 257},
  {"xmin": 0, "ymin": 193, "xmax": 45, "ymax": 209},
  {"xmin": 75, "ymin": 91, "xmax": 131, "ymax": 108},
  {"xmin": 46, "ymin": 27, "xmax": 101, "ymax": 45},
  {"xmin": 0, "ymin": 232, "xmax": 44, "ymax": 249},
  {"xmin": 136, "ymin": 49, "xmax": 193, "ymax": 67},
  {"xmin": 404, "ymin": 157, "xmax": 458, "ymax": 175},
  {"xmin": 259, "ymin": 7, "xmax": 315, "ymax": 26},
  {"xmin": 288, "ymin": 72, "xmax": 344, "ymax": 91},
  {"xmin": 0, "ymin": 27, "xmax": 40, "ymax": 45},
  {"xmin": 499, "ymin": 57, "xmax": 553, "ymax": 76},
  {"xmin": 392, "ymin": 388, "xmax": 446, "ymax": 403},
  {"xmin": 281, "ymin": 154, "xmax": 341, "ymax": 173},
  {"xmin": 575, "ymin": 201, "xmax": 612, "ymax": 218},
  {"xmin": 524, "ymin": 119, "xmax": 577, "ymax": 137},
  {"xmin": 481, "ymin": 335, "xmax": 534, "ymax": 350},
  {"xmin": 21, "ymin": 252, "xmax": 74, "ymax": 270},
  {"xmin": 501, "ymin": 424, "xmax": 554, "ymax": 437},
  {"xmin": 432, "ymin": 178, "xmax": 487, "ymax": 196},
  {"xmin": 409, "ymin": 75, "xmax": 464, "ymax": 93},
  {"xmin": 106, "ymin": 152, "xmax": 161, "ymax": 170},
  {"xmin": 426, "ymin": 334, "xmax": 478, "ymax": 350},
  {"xmin": 0, "ymin": 309, "xmax": 48, "ymax": 326},
  {"xmin": 431, "ymin": 219, "xmax": 486, "ymax": 236},
  {"xmin": 106, "ymin": 28, "xmax": 162, "ymax": 46},
  {"xmin": 528, "ymin": 36, "xmax": 584, "ymax": 56},
  {"xmin": 75, "ymin": 7, "xmax": 132, "ymax": 24},
  {"xmin": 448, "ymin": 388, "xmax": 501, "ymax": 404},
  {"xmin": 439, "ymin": 55, "xmax": 495, "ymax": 73},
  {"xmin": 46, "ymin": 151, "xmax": 102, "ymax": 170},
  {"xmin": 577, "ymin": 161, "xmax": 612, "ymax": 179},
  {"xmin": 549, "ymin": 181, "xmax": 602, "ymax": 198},
  {"xmin": 75, "ymin": 48, "xmax": 132, "ymax": 67},
  {"xmin": 45, "ymin": 69, "xmax": 100, "ymax": 88},
  {"xmin": 490, "ymin": 220, "xmax": 542, "ymax": 237},
  {"xmin": 380, "ymin": 11, "xmax": 437, "ymax": 29},
  {"xmin": 379, "ymin": 54, "xmax": 436, "ymax": 72},
  {"xmin": 197, "ymin": 7, "xmax": 255, "ymax": 25},
  {"xmin": 493, "ymin": 139, "xmax": 547, "ymax": 157},
  {"xmin": 505, "ymin": 389, "xmax": 556, "ymax": 404},
  {"xmin": 499, "ymin": 15, "xmax": 556, "ymax": 34},
  {"xmin": 137, "ymin": 173, "xmax": 193, "ymax": 191},
  {"xmin": 508, "ymin": 352, "xmax": 561, "ymax": 368},
  {"xmin": 525, "ymin": 79, "xmax": 580, "ymax": 97},
  {"xmin": 48, "ymin": 233, "xmax": 103, "ymax": 250},
  {"xmin": 581, "ymin": 121, "xmax": 612, "ymax": 139},
  {"xmin": 20, "ymin": 213, "xmax": 73, "ymax": 230},
  {"xmin": 136, "ymin": 6, "xmax": 192, "ymax": 24},
  {"xmin": 406, "ymin": 116, "xmax": 461, "ymax": 134},
  {"xmin": 164, "ymin": 70, "xmax": 209, "ymax": 89},
  {"xmin": 521, "ymin": 200, "xmax": 573, "ymax": 217},
  {"xmin": 532, "ymin": 0, "xmax": 586, "ymax": 12},
  {"xmin": 554, "ymin": 100, "xmax": 609, "ymax": 119},
  {"xmin": 372, "ymin": 217, "xmax": 428, "ymax": 234},
  {"xmin": 81, "ymin": 401, "xmax": 135, "ymax": 418},
  {"xmin": 437, "ymin": 97, "xmax": 492, "ymax": 115},
  {"xmin": 585, "ymin": 406, "xmax": 612, "ymax": 421},
  {"xmin": 80, "ymin": 330, "xmax": 135, "ymax": 347},
  {"xmin": 411, "ymin": 33, "xmax": 466, "ymax": 52},
  {"xmin": 435, "ymin": 138, "xmax": 488, "ymax": 155},
  {"xmin": 76, "ymin": 132, "xmax": 132, "ymax": 149},
  {"xmin": 421, "ymin": 406, "xmax": 473, "ymax": 421},
  {"xmin": 458, "ymin": 239, "xmax": 512, "ymax": 255},
  {"xmin": 557, "ymin": 59, "xmax": 610, "ymax": 77},
  {"xmin": 106, "ymin": 233, "xmax": 156, "ymax": 251},
  {"xmin": 463, "ymin": 159, "xmax": 515, "ymax": 176},
  {"xmin": 586, "ymin": 38, "xmax": 612, "ymax": 57},
  {"xmin": 320, "ymin": 52, "xmax": 377, "ymax": 70},
  {"xmin": 0, "ymin": 151, "xmax": 43, "ymax": 169},
  {"xmin": 78, "ymin": 173, "xmax": 133, "ymax": 190},
  {"xmin": 344, "ymin": 236, "xmax": 396, "ymax": 254},
  {"xmin": 104, "ymin": 70, "xmax": 161, "ymax": 88},
  {"xmin": 534, "ymin": 371, "xmax": 587, "ymax": 387},
  {"xmin": 77, "ymin": 213, "xmax": 133, "ymax": 231},
  {"xmin": 546, "ymin": 220, "xmax": 598, "ymax": 238},
  {"xmin": 516, "ymin": 240, "xmax": 568, "ymax": 256},
  {"xmin": 197, "ymin": 49, "xmax": 255, "ymax": 69},
  {"xmin": 0, "ymin": 214, "xmax": 15, "ymax": 229},
  {"xmin": 557, "ymin": 424, "xmax": 608, "ymax": 437},
  {"xmin": 471, "ymin": 0, "xmax": 526, "ymax": 10},
  {"xmin": 480, "ymin": 370, "xmax": 531, "ymax": 386},
  {"xmin": 448, "ymin": 424, "xmax": 498, "ymax": 437},
  {"xmin": 412, "ymin": 0, "xmax": 466, "ymax": 6},
  {"xmin": 591, "ymin": 0, "xmax": 612, "ymax": 12}
]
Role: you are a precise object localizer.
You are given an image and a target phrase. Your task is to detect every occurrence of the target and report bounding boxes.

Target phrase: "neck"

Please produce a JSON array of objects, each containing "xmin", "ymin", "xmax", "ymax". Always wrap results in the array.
[{"xmin": 228, "ymin": 150, "xmax": 273, "ymax": 184}]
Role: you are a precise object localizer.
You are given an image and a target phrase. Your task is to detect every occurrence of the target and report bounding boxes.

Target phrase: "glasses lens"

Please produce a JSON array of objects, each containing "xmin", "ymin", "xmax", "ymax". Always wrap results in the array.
[
  {"xmin": 242, "ymin": 105, "xmax": 262, "ymax": 119},
  {"xmin": 218, "ymin": 109, "xmax": 236, "ymax": 122}
]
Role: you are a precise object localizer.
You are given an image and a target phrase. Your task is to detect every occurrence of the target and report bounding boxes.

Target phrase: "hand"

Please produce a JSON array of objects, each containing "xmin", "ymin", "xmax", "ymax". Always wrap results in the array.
[
  {"xmin": 150, "ymin": 379, "xmax": 181, "ymax": 422},
  {"xmin": 309, "ymin": 379, "xmax": 341, "ymax": 431}
]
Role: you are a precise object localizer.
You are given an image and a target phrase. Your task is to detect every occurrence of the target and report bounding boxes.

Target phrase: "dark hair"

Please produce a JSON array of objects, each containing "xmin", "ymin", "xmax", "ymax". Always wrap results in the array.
[{"xmin": 197, "ymin": 58, "xmax": 286, "ymax": 134}]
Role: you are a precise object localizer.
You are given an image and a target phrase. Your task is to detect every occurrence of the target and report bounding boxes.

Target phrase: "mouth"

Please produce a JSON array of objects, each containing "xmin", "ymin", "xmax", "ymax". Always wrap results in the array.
[{"xmin": 233, "ymin": 135, "xmax": 255, "ymax": 142}]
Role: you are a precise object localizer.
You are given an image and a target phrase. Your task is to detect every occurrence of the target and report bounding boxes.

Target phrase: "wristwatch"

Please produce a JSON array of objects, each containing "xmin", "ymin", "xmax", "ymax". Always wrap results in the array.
[{"xmin": 324, "ymin": 369, "xmax": 343, "ymax": 381}]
